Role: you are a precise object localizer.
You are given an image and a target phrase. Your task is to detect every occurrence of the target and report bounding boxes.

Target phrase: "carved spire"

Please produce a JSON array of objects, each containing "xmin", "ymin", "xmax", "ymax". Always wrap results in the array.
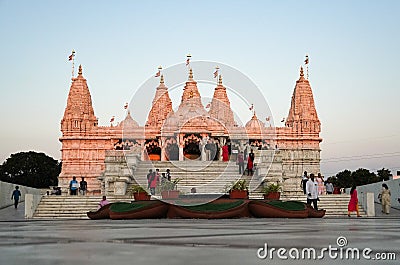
[
  {"xmin": 208, "ymin": 74, "xmax": 236, "ymax": 127},
  {"xmin": 286, "ymin": 67, "xmax": 320, "ymax": 133},
  {"xmin": 61, "ymin": 65, "xmax": 98, "ymax": 133},
  {"xmin": 146, "ymin": 75, "xmax": 173, "ymax": 128}
]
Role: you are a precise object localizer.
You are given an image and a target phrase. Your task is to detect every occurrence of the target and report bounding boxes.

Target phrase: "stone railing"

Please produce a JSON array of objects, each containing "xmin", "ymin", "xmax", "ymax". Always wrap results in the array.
[{"xmin": 99, "ymin": 150, "xmax": 142, "ymax": 195}]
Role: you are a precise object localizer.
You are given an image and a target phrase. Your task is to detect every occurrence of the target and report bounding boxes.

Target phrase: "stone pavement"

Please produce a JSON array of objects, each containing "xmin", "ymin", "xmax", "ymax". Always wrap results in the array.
[{"xmin": 0, "ymin": 203, "xmax": 399, "ymax": 265}]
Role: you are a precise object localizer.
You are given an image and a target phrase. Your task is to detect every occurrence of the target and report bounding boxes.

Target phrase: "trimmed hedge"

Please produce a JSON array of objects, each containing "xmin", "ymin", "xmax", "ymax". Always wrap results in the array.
[{"xmin": 267, "ymin": 200, "xmax": 306, "ymax": 211}]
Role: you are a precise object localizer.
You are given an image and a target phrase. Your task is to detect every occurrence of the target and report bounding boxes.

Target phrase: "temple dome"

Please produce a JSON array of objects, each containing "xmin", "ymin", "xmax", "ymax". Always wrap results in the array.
[
  {"xmin": 163, "ymin": 102, "xmax": 209, "ymax": 131},
  {"xmin": 245, "ymin": 112, "xmax": 266, "ymax": 134},
  {"xmin": 119, "ymin": 111, "xmax": 139, "ymax": 129}
]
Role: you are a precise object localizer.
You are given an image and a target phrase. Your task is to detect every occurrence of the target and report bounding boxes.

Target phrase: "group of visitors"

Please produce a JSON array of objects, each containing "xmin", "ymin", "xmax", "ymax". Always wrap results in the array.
[
  {"xmin": 301, "ymin": 171, "xmax": 335, "ymax": 196},
  {"xmin": 301, "ymin": 170, "xmax": 395, "ymax": 216},
  {"xmin": 236, "ymin": 149, "xmax": 255, "ymax": 176},
  {"xmin": 147, "ymin": 168, "xmax": 171, "ymax": 195},
  {"xmin": 69, "ymin": 176, "xmax": 88, "ymax": 195},
  {"xmin": 348, "ymin": 183, "xmax": 392, "ymax": 217}
]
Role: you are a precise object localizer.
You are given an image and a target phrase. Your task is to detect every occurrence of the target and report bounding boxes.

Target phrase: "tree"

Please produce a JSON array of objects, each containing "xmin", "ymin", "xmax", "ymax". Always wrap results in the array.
[
  {"xmin": 330, "ymin": 168, "xmax": 381, "ymax": 188},
  {"xmin": 377, "ymin": 168, "xmax": 392, "ymax": 181},
  {"xmin": 351, "ymin": 168, "xmax": 379, "ymax": 186},
  {"xmin": 0, "ymin": 151, "xmax": 61, "ymax": 188},
  {"xmin": 330, "ymin": 169, "xmax": 352, "ymax": 188}
]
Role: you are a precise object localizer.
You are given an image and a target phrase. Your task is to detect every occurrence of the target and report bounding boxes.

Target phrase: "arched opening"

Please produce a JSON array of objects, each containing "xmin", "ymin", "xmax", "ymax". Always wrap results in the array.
[
  {"xmin": 165, "ymin": 137, "xmax": 179, "ymax": 161},
  {"xmin": 145, "ymin": 139, "xmax": 161, "ymax": 161},
  {"xmin": 183, "ymin": 134, "xmax": 201, "ymax": 160}
]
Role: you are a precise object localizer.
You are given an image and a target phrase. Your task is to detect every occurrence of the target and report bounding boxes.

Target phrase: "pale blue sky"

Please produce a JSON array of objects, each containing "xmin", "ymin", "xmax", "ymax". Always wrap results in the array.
[{"xmin": 0, "ymin": 0, "xmax": 399, "ymax": 176}]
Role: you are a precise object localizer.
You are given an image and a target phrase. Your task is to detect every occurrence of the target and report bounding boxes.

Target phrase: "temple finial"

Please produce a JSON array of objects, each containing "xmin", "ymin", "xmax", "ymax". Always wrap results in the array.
[
  {"xmin": 160, "ymin": 74, "xmax": 164, "ymax": 84},
  {"xmin": 189, "ymin": 68, "xmax": 193, "ymax": 80},
  {"xmin": 218, "ymin": 74, "xmax": 222, "ymax": 85},
  {"xmin": 300, "ymin": 66, "xmax": 304, "ymax": 77},
  {"xmin": 78, "ymin": 65, "xmax": 83, "ymax": 76}
]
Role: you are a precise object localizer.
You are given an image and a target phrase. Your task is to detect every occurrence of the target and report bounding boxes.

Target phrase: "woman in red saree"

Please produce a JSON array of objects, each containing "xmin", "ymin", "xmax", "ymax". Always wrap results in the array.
[
  {"xmin": 348, "ymin": 186, "xmax": 361, "ymax": 217},
  {"xmin": 222, "ymin": 144, "xmax": 229, "ymax": 161}
]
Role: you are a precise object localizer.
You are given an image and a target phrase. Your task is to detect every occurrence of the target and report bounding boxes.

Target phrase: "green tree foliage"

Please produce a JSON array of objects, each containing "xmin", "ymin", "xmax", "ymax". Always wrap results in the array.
[
  {"xmin": 352, "ymin": 168, "xmax": 379, "ymax": 186},
  {"xmin": 377, "ymin": 168, "xmax": 392, "ymax": 181},
  {"xmin": 330, "ymin": 168, "xmax": 381, "ymax": 188},
  {"xmin": 330, "ymin": 169, "xmax": 352, "ymax": 188},
  {"xmin": 0, "ymin": 151, "xmax": 61, "ymax": 188}
]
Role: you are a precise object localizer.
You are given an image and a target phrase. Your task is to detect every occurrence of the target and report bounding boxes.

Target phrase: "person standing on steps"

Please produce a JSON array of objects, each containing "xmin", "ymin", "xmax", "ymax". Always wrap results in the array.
[
  {"xmin": 317, "ymin": 173, "xmax": 325, "ymax": 195},
  {"xmin": 348, "ymin": 186, "xmax": 361, "ymax": 217},
  {"xmin": 325, "ymin": 179, "xmax": 334, "ymax": 194},
  {"xmin": 147, "ymin": 169, "xmax": 159, "ymax": 195},
  {"xmin": 301, "ymin": 171, "xmax": 308, "ymax": 195},
  {"xmin": 222, "ymin": 143, "xmax": 229, "ymax": 162},
  {"xmin": 11, "ymin": 186, "xmax": 22, "ymax": 209},
  {"xmin": 306, "ymin": 173, "xmax": 319, "ymax": 210},
  {"xmin": 79, "ymin": 177, "xmax": 87, "ymax": 195},
  {"xmin": 166, "ymin": 169, "xmax": 171, "ymax": 181},
  {"xmin": 69, "ymin": 176, "xmax": 79, "ymax": 195},
  {"xmin": 247, "ymin": 149, "xmax": 255, "ymax": 176},
  {"xmin": 237, "ymin": 151, "xmax": 245, "ymax": 175}
]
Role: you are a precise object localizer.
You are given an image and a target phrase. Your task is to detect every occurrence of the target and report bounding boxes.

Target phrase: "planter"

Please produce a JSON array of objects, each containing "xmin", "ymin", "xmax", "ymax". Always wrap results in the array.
[
  {"xmin": 229, "ymin": 190, "xmax": 248, "ymax": 199},
  {"xmin": 263, "ymin": 192, "xmax": 281, "ymax": 200},
  {"xmin": 161, "ymin": 190, "xmax": 180, "ymax": 199},
  {"xmin": 133, "ymin": 192, "xmax": 151, "ymax": 201}
]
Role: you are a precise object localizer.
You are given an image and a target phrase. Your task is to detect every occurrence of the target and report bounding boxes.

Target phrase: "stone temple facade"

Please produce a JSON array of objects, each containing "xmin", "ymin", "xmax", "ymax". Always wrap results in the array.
[{"xmin": 59, "ymin": 64, "xmax": 322, "ymax": 194}]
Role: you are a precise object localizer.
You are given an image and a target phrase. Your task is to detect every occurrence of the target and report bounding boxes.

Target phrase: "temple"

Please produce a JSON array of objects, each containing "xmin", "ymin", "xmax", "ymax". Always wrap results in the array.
[{"xmin": 59, "ymin": 63, "xmax": 322, "ymax": 195}]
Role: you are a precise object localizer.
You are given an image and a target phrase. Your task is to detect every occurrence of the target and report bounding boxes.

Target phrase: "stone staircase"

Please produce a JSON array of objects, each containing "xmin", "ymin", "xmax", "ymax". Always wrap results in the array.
[
  {"xmin": 32, "ymin": 194, "xmax": 365, "ymax": 219},
  {"xmin": 33, "ymin": 160, "xmax": 366, "ymax": 219},
  {"xmin": 131, "ymin": 160, "xmax": 262, "ymax": 194},
  {"xmin": 281, "ymin": 194, "xmax": 367, "ymax": 217},
  {"xmin": 33, "ymin": 195, "xmax": 132, "ymax": 219}
]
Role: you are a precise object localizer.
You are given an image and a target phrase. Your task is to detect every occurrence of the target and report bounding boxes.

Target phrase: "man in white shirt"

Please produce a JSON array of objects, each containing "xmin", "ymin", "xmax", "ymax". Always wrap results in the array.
[{"xmin": 306, "ymin": 173, "xmax": 319, "ymax": 210}]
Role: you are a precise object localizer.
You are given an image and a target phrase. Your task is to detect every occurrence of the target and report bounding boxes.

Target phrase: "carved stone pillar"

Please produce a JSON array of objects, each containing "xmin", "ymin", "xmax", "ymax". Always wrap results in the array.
[
  {"xmin": 160, "ymin": 137, "xmax": 166, "ymax": 161},
  {"xmin": 140, "ymin": 140, "xmax": 146, "ymax": 161},
  {"xmin": 178, "ymin": 134, "xmax": 184, "ymax": 161},
  {"xmin": 200, "ymin": 133, "xmax": 208, "ymax": 161}
]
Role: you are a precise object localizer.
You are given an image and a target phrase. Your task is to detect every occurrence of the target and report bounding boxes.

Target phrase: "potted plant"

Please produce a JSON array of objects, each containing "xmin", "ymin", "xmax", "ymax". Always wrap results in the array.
[
  {"xmin": 262, "ymin": 182, "xmax": 282, "ymax": 200},
  {"xmin": 161, "ymin": 178, "xmax": 181, "ymax": 199},
  {"xmin": 130, "ymin": 184, "xmax": 151, "ymax": 201},
  {"xmin": 228, "ymin": 179, "xmax": 249, "ymax": 199}
]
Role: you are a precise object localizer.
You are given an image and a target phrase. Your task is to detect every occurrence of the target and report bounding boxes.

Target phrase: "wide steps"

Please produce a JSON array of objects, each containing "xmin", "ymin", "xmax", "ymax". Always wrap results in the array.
[
  {"xmin": 33, "ymin": 196, "xmax": 132, "ymax": 219},
  {"xmin": 281, "ymin": 194, "xmax": 366, "ymax": 217}
]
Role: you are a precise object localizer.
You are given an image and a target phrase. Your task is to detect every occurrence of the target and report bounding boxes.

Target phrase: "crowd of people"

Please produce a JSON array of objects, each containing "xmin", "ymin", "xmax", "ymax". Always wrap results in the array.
[
  {"xmin": 146, "ymin": 168, "xmax": 172, "ymax": 195},
  {"xmin": 300, "ymin": 170, "xmax": 396, "ymax": 216}
]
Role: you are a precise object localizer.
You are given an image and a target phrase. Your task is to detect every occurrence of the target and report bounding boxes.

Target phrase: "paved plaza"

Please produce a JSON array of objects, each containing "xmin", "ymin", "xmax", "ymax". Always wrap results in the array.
[{"xmin": 0, "ymin": 203, "xmax": 399, "ymax": 265}]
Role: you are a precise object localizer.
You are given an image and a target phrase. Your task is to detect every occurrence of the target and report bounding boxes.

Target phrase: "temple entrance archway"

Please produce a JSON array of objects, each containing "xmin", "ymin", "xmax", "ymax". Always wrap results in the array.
[
  {"xmin": 165, "ymin": 137, "xmax": 179, "ymax": 161},
  {"xmin": 183, "ymin": 134, "xmax": 201, "ymax": 160},
  {"xmin": 145, "ymin": 139, "xmax": 161, "ymax": 161}
]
